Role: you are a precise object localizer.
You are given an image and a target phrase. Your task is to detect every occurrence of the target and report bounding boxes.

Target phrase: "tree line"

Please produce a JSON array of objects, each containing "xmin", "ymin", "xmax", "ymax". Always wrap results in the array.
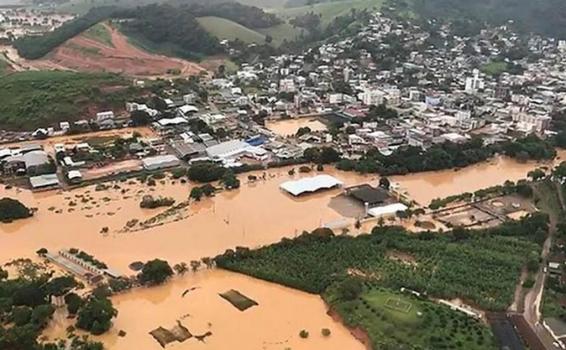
[{"xmin": 215, "ymin": 213, "xmax": 546, "ymax": 311}]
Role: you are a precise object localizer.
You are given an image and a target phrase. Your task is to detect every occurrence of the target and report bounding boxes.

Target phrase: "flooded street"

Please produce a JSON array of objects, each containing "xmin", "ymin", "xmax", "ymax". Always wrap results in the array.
[
  {"xmin": 265, "ymin": 118, "xmax": 328, "ymax": 136},
  {"xmin": 44, "ymin": 269, "xmax": 364, "ymax": 350},
  {"xmin": 2, "ymin": 152, "xmax": 565, "ymax": 350}
]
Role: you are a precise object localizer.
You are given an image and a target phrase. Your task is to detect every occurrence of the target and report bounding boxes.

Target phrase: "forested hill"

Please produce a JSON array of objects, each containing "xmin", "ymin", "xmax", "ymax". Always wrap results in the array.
[
  {"xmin": 117, "ymin": 4, "xmax": 222, "ymax": 60},
  {"xmin": 409, "ymin": 0, "xmax": 566, "ymax": 39},
  {"xmin": 276, "ymin": 0, "xmax": 566, "ymax": 39},
  {"xmin": 13, "ymin": 6, "xmax": 117, "ymax": 59},
  {"xmin": 12, "ymin": 2, "xmax": 280, "ymax": 60}
]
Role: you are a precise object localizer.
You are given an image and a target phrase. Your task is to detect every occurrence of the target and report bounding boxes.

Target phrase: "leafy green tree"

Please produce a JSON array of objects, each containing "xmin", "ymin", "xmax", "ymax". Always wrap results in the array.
[
  {"xmin": 45, "ymin": 276, "xmax": 77, "ymax": 297},
  {"xmin": 130, "ymin": 110, "xmax": 152, "ymax": 126},
  {"xmin": 190, "ymin": 187, "xmax": 204, "ymax": 201},
  {"xmin": 221, "ymin": 171, "xmax": 240, "ymax": 190},
  {"xmin": 139, "ymin": 259, "xmax": 173, "ymax": 285},
  {"xmin": 527, "ymin": 168, "xmax": 545, "ymax": 181},
  {"xmin": 174, "ymin": 262, "xmax": 188, "ymax": 275},
  {"xmin": 65, "ymin": 293, "xmax": 84, "ymax": 315},
  {"xmin": 30, "ymin": 304, "xmax": 54, "ymax": 327},
  {"xmin": 0, "ymin": 198, "xmax": 32, "ymax": 223},
  {"xmin": 296, "ymin": 126, "xmax": 312, "ymax": 137},
  {"xmin": 11, "ymin": 306, "xmax": 32, "ymax": 326},
  {"xmin": 187, "ymin": 162, "xmax": 226, "ymax": 182},
  {"xmin": 337, "ymin": 277, "xmax": 363, "ymax": 301},
  {"xmin": 76, "ymin": 296, "xmax": 117, "ymax": 335}
]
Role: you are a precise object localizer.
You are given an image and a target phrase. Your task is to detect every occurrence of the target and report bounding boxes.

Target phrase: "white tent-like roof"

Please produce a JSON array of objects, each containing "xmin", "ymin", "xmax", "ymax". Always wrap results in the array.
[
  {"xmin": 280, "ymin": 175, "xmax": 343, "ymax": 196},
  {"xmin": 367, "ymin": 203, "xmax": 408, "ymax": 218}
]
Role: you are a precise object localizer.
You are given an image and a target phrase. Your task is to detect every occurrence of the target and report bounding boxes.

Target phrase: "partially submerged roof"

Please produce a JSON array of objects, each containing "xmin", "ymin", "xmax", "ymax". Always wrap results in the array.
[
  {"xmin": 367, "ymin": 203, "xmax": 408, "ymax": 218},
  {"xmin": 347, "ymin": 184, "xmax": 390, "ymax": 205},
  {"xmin": 30, "ymin": 174, "xmax": 59, "ymax": 189},
  {"xmin": 280, "ymin": 175, "xmax": 343, "ymax": 196}
]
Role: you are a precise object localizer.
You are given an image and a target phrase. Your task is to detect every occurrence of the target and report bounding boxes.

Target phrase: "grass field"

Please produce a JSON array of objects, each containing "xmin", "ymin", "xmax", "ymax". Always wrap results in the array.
[
  {"xmin": 257, "ymin": 22, "xmax": 303, "ymax": 46},
  {"xmin": 197, "ymin": 16, "xmax": 267, "ymax": 45},
  {"xmin": 327, "ymin": 286, "xmax": 496, "ymax": 349},
  {"xmin": 481, "ymin": 61, "xmax": 509, "ymax": 76},
  {"xmin": 0, "ymin": 71, "xmax": 135, "ymax": 130},
  {"xmin": 83, "ymin": 22, "xmax": 114, "ymax": 47},
  {"xmin": 0, "ymin": 54, "xmax": 10, "ymax": 76},
  {"xmin": 270, "ymin": 0, "xmax": 385, "ymax": 27}
]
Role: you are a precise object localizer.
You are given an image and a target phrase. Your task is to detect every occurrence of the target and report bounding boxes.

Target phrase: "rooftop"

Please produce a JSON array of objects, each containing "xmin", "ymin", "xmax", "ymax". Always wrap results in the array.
[{"xmin": 280, "ymin": 175, "xmax": 343, "ymax": 196}]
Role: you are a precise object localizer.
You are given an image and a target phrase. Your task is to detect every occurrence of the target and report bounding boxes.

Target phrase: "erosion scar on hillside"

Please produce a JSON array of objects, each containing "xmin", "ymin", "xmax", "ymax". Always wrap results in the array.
[{"xmin": 48, "ymin": 23, "xmax": 206, "ymax": 77}]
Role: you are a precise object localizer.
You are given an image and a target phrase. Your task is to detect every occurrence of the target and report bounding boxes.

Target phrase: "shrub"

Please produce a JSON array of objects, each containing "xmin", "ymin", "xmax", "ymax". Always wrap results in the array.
[
  {"xmin": 299, "ymin": 329, "xmax": 309, "ymax": 338},
  {"xmin": 321, "ymin": 328, "xmax": 331, "ymax": 337},
  {"xmin": 139, "ymin": 195, "xmax": 175, "ymax": 209}
]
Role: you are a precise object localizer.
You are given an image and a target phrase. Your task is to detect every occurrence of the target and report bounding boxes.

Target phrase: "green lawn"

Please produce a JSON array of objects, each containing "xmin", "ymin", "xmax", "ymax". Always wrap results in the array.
[
  {"xmin": 0, "ymin": 71, "xmax": 137, "ymax": 130},
  {"xmin": 326, "ymin": 286, "xmax": 496, "ymax": 349},
  {"xmin": 257, "ymin": 22, "xmax": 303, "ymax": 46},
  {"xmin": 271, "ymin": 0, "xmax": 384, "ymax": 27},
  {"xmin": 0, "ymin": 54, "xmax": 9, "ymax": 76},
  {"xmin": 197, "ymin": 16, "xmax": 267, "ymax": 45},
  {"xmin": 481, "ymin": 61, "xmax": 508, "ymax": 76},
  {"xmin": 83, "ymin": 22, "xmax": 114, "ymax": 47}
]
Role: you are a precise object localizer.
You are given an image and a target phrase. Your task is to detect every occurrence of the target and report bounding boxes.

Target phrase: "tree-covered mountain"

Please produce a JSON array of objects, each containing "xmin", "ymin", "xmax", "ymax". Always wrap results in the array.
[
  {"xmin": 408, "ymin": 0, "xmax": 566, "ymax": 39},
  {"xmin": 117, "ymin": 4, "xmax": 222, "ymax": 59},
  {"xmin": 12, "ymin": 2, "xmax": 283, "ymax": 60}
]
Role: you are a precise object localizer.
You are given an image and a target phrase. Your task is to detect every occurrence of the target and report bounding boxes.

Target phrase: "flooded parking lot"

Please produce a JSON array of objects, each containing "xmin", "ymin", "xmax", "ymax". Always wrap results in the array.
[{"xmin": 265, "ymin": 118, "xmax": 328, "ymax": 137}]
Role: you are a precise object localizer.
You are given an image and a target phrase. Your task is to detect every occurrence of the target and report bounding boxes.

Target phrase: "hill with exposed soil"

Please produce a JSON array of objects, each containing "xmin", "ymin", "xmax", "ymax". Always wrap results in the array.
[{"xmin": 47, "ymin": 23, "xmax": 206, "ymax": 77}]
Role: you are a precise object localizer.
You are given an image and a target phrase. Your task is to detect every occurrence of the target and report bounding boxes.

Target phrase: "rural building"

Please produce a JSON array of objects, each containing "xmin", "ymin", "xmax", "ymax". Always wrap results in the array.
[
  {"xmin": 142, "ymin": 155, "xmax": 181, "ymax": 171},
  {"xmin": 367, "ymin": 203, "xmax": 408, "ymax": 218},
  {"xmin": 346, "ymin": 184, "xmax": 390, "ymax": 206},
  {"xmin": 280, "ymin": 175, "xmax": 343, "ymax": 196},
  {"xmin": 29, "ymin": 173, "xmax": 60, "ymax": 189},
  {"xmin": 206, "ymin": 140, "xmax": 250, "ymax": 160}
]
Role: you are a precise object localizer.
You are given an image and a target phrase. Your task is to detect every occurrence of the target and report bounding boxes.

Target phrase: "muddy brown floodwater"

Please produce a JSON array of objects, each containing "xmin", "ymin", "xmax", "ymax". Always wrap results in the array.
[
  {"xmin": 393, "ymin": 150, "xmax": 566, "ymax": 205},
  {"xmin": 265, "ymin": 118, "xmax": 328, "ymax": 137},
  {"xmin": 44, "ymin": 269, "xmax": 365, "ymax": 350},
  {"xmin": 2, "ymin": 152, "xmax": 565, "ymax": 350}
]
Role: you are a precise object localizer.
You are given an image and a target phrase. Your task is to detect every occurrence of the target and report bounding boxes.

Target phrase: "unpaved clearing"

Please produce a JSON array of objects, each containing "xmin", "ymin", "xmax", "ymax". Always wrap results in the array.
[
  {"xmin": 1, "ymin": 23, "xmax": 207, "ymax": 77},
  {"xmin": 49, "ymin": 24, "xmax": 206, "ymax": 77}
]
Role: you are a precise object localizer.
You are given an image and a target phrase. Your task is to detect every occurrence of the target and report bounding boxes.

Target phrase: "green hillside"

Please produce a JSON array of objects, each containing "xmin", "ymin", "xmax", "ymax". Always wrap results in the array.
[
  {"xmin": 197, "ymin": 16, "xmax": 267, "ymax": 44},
  {"xmin": 83, "ymin": 22, "xmax": 113, "ymax": 47},
  {"xmin": 271, "ymin": 0, "xmax": 384, "ymax": 27},
  {"xmin": 0, "ymin": 71, "xmax": 137, "ymax": 130}
]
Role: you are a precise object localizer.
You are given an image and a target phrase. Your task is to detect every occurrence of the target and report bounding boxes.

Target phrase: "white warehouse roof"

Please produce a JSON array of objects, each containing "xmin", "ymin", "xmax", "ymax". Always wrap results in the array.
[
  {"xmin": 142, "ymin": 155, "xmax": 180, "ymax": 170},
  {"xmin": 367, "ymin": 203, "xmax": 408, "ymax": 218},
  {"xmin": 206, "ymin": 140, "xmax": 250, "ymax": 159},
  {"xmin": 280, "ymin": 175, "xmax": 343, "ymax": 196}
]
